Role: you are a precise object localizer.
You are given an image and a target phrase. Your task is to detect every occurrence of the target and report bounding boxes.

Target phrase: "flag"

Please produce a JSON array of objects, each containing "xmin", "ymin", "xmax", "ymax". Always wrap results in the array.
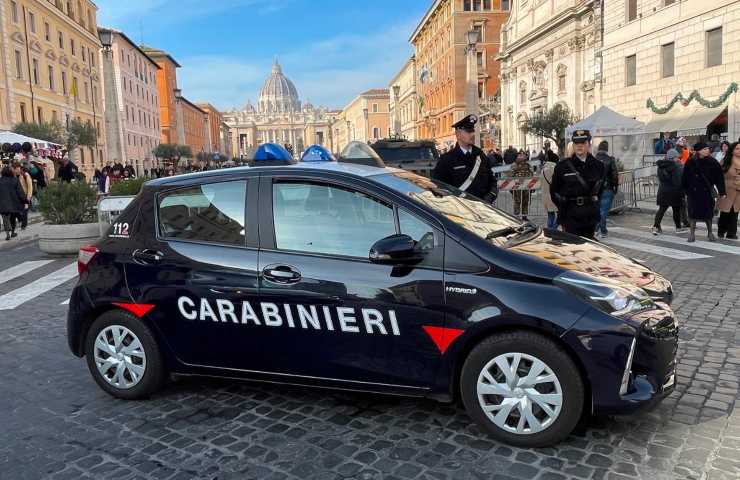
[{"xmin": 70, "ymin": 78, "xmax": 78, "ymax": 109}]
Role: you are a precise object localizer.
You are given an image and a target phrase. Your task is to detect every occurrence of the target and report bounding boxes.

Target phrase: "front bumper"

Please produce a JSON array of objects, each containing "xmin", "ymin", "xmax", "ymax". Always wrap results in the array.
[{"xmin": 563, "ymin": 302, "xmax": 678, "ymax": 415}]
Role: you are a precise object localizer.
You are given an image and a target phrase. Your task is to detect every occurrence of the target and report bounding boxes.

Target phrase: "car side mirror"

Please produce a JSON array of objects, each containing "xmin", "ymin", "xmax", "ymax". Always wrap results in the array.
[{"xmin": 369, "ymin": 234, "xmax": 424, "ymax": 265}]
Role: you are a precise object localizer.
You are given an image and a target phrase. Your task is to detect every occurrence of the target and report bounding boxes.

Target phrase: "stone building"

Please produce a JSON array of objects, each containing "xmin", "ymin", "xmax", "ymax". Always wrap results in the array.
[
  {"xmin": 335, "ymin": 89, "xmax": 391, "ymax": 153},
  {"xmin": 196, "ymin": 102, "xmax": 230, "ymax": 157},
  {"xmin": 410, "ymin": 0, "xmax": 510, "ymax": 149},
  {"xmin": 388, "ymin": 56, "xmax": 418, "ymax": 141},
  {"xmin": 179, "ymin": 95, "xmax": 207, "ymax": 157},
  {"xmin": 498, "ymin": 0, "xmax": 600, "ymax": 152},
  {"xmin": 0, "ymin": 0, "xmax": 106, "ymax": 176},
  {"xmin": 98, "ymin": 28, "xmax": 161, "ymax": 174},
  {"xmin": 224, "ymin": 60, "xmax": 337, "ymax": 158},
  {"xmin": 140, "ymin": 45, "xmax": 180, "ymax": 146},
  {"xmin": 601, "ymin": 0, "xmax": 740, "ymax": 150}
]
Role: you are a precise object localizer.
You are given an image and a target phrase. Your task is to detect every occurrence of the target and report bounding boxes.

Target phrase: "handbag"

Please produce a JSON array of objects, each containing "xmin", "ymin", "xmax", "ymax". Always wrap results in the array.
[{"xmin": 697, "ymin": 169, "xmax": 719, "ymax": 200}]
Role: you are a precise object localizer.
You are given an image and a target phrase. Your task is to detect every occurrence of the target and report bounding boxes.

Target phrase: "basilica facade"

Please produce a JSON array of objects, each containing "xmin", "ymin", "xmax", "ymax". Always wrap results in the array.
[{"xmin": 223, "ymin": 61, "xmax": 338, "ymax": 157}]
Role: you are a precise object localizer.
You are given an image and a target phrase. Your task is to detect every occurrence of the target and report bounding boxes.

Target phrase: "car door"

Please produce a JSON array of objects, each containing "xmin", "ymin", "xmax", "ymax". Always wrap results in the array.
[
  {"xmin": 127, "ymin": 177, "xmax": 267, "ymax": 370},
  {"xmin": 257, "ymin": 174, "xmax": 447, "ymax": 389}
]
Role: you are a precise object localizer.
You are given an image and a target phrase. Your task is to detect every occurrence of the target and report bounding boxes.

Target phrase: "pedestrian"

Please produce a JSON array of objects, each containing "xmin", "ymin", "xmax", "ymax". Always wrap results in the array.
[
  {"xmin": 681, "ymin": 142, "xmax": 727, "ymax": 242},
  {"xmin": 717, "ymin": 142, "xmax": 740, "ymax": 239},
  {"xmin": 543, "ymin": 141, "xmax": 559, "ymax": 164},
  {"xmin": 654, "ymin": 133, "xmax": 668, "ymax": 155},
  {"xmin": 549, "ymin": 130, "xmax": 605, "ymax": 239},
  {"xmin": 98, "ymin": 167, "xmax": 110, "ymax": 194},
  {"xmin": 122, "ymin": 169, "xmax": 131, "ymax": 180},
  {"xmin": 676, "ymin": 138, "xmax": 690, "ymax": 165},
  {"xmin": 12, "ymin": 162, "xmax": 32, "ymax": 230},
  {"xmin": 503, "ymin": 145, "xmax": 518, "ymax": 165},
  {"xmin": 540, "ymin": 154, "xmax": 558, "ymax": 229},
  {"xmin": 652, "ymin": 149, "xmax": 687, "ymax": 235},
  {"xmin": 0, "ymin": 166, "xmax": 26, "ymax": 240},
  {"xmin": 508, "ymin": 150, "xmax": 534, "ymax": 220},
  {"xmin": 593, "ymin": 141, "xmax": 619, "ymax": 238},
  {"xmin": 431, "ymin": 114, "xmax": 497, "ymax": 202},
  {"xmin": 713, "ymin": 140, "xmax": 730, "ymax": 163},
  {"xmin": 58, "ymin": 157, "xmax": 78, "ymax": 183},
  {"xmin": 92, "ymin": 168, "xmax": 102, "ymax": 186},
  {"xmin": 487, "ymin": 148, "xmax": 503, "ymax": 166}
]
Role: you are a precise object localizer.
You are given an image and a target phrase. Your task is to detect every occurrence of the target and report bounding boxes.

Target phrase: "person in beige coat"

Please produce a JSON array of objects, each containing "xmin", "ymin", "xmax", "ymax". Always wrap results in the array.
[
  {"xmin": 12, "ymin": 162, "xmax": 33, "ymax": 230},
  {"xmin": 541, "ymin": 158, "xmax": 558, "ymax": 229},
  {"xmin": 718, "ymin": 142, "xmax": 740, "ymax": 239}
]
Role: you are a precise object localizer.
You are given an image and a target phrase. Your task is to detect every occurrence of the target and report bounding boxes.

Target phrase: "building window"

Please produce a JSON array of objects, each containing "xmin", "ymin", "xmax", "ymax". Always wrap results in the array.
[
  {"xmin": 372, "ymin": 103, "xmax": 379, "ymax": 113},
  {"xmin": 28, "ymin": 11, "xmax": 36, "ymax": 33},
  {"xmin": 67, "ymin": 1, "xmax": 73, "ymax": 20},
  {"xmin": 48, "ymin": 65, "xmax": 55, "ymax": 90},
  {"xmin": 476, "ymin": 51, "xmax": 484, "ymax": 68},
  {"xmin": 463, "ymin": 0, "xmax": 471, "ymax": 11},
  {"xmin": 473, "ymin": 25, "xmax": 483, "ymax": 42},
  {"xmin": 37, "ymin": 107, "xmax": 43, "ymax": 123},
  {"xmin": 44, "ymin": 22, "xmax": 50, "ymax": 41},
  {"xmin": 478, "ymin": 81, "xmax": 485, "ymax": 99},
  {"xmin": 61, "ymin": 71, "xmax": 67, "ymax": 95},
  {"xmin": 706, "ymin": 27, "xmax": 722, "ymax": 67},
  {"xmin": 473, "ymin": 0, "xmax": 482, "ymax": 10},
  {"xmin": 14, "ymin": 50, "xmax": 23, "ymax": 79},
  {"xmin": 664, "ymin": 0, "xmax": 675, "ymax": 5},
  {"xmin": 70, "ymin": 38, "xmax": 76, "ymax": 56},
  {"xmin": 483, "ymin": 0, "xmax": 491, "ymax": 9},
  {"xmin": 81, "ymin": 45, "xmax": 86, "ymax": 63},
  {"xmin": 58, "ymin": 31, "xmax": 64, "ymax": 49},
  {"xmin": 661, "ymin": 42, "xmax": 674, "ymax": 78},
  {"xmin": 11, "ymin": 1, "xmax": 18, "ymax": 23},
  {"xmin": 20, "ymin": 103, "xmax": 27, "ymax": 123},
  {"xmin": 32, "ymin": 59, "xmax": 40, "ymax": 85},
  {"xmin": 627, "ymin": 0, "xmax": 637, "ymax": 22},
  {"xmin": 501, "ymin": 0, "xmax": 510, "ymax": 10},
  {"xmin": 519, "ymin": 82, "xmax": 527, "ymax": 105},
  {"xmin": 625, "ymin": 54, "xmax": 637, "ymax": 86},
  {"xmin": 52, "ymin": 110, "xmax": 57, "ymax": 122},
  {"xmin": 84, "ymin": 81, "xmax": 89, "ymax": 103}
]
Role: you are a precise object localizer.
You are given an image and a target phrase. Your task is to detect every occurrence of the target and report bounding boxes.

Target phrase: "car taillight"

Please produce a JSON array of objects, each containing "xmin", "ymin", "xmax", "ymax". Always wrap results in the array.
[{"xmin": 78, "ymin": 245, "xmax": 99, "ymax": 275}]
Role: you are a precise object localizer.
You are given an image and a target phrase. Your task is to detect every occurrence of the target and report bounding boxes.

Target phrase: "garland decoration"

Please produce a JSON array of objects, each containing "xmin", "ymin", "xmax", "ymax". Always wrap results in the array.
[{"xmin": 646, "ymin": 82, "xmax": 737, "ymax": 114}]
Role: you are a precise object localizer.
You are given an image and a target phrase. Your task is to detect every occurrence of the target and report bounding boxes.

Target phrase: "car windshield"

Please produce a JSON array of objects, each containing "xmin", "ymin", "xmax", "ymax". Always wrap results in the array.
[
  {"xmin": 373, "ymin": 146, "xmax": 438, "ymax": 163},
  {"xmin": 372, "ymin": 170, "xmax": 525, "ymax": 244}
]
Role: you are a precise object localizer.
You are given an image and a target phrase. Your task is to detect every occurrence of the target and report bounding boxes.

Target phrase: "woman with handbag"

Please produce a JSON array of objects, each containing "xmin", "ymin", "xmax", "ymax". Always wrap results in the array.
[
  {"xmin": 718, "ymin": 142, "xmax": 740, "ymax": 239},
  {"xmin": 681, "ymin": 142, "xmax": 726, "ymax": 242}
]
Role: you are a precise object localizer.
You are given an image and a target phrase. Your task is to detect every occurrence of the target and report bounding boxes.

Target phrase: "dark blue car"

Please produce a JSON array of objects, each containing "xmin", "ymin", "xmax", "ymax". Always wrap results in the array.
[{"xmin": 67, "ymin": 163, "xmax": 677, "ymax": 447}]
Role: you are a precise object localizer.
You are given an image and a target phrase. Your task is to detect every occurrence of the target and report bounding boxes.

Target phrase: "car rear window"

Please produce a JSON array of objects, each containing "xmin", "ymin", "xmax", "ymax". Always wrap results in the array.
[
  {"xmin": 374, "ymin": 146, "xmax": 437, "ymax": 163},
  {"xmin": 158, "ymin": 181, "xmax": 247, "ymax": 246}
]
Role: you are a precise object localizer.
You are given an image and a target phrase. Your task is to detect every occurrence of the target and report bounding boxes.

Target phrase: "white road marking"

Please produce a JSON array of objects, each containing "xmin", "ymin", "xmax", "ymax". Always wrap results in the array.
[
  {"xmin": 0, "ymin": 260, "xmax": 55, "ymax": 286},
  {"xmin": 61, "ymin": 299, "xmax": 70, "ymax": 305},
  {"xmin": 602, "ymin": 238, "xmax": 712, "ymax": 260},
  {"xmin": 0, "ymin": 263, "xmax": 78, "ymax": 310},
  {"xmin": 611, "ymin": 227, "xmax": 740, "ymax": 256}
]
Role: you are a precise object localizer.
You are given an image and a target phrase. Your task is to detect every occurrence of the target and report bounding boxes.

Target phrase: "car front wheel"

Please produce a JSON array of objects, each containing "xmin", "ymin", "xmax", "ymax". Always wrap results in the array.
[
  {"xmin": 460, "ymin": 331, "xmax": 584, "ymax": 447},
  {"xmin": 84, "ymin": 310, "xmax": 165, "ymax": 400}
]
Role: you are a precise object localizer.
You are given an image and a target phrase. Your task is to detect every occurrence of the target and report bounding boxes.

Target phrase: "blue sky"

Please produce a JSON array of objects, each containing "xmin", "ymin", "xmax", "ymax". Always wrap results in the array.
[{"xmin": 96, "ymin": 0, "xmax": 430, "ymax": 110}]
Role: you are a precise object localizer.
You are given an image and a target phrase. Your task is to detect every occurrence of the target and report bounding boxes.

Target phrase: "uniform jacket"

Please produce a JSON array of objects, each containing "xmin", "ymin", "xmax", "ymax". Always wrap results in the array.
[
  {"xmin": 718, "ymin": 159, "xmax": 740, "ymax": 213},
  {"xmin": 0, "ymin": 177, "xmax": 26, "ymax": 214},
  {"xmin": 681, "ymin": 156, "xmax": 726, "ymax": 220},
  {"xmin": 540, "ymin": 162, "xmax": 558, "ymax": 213},
  {"xmin": 549, "ymin": 154, "xmax": 605, "ymax": 230},
  {"xmin": 595, "ymin": 151, "xmax": 619, "ymax": 193},
  {"xmin": 656, "ymin": 159, "xmax": 683, "ymax": 207},
  {"xmin": 432, "ymin": 144, "xmax": 495, "ymax": 200}
]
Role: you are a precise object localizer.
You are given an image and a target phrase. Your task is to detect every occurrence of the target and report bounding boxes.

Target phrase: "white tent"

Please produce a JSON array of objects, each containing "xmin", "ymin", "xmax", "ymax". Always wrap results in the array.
[
  {"xmin": 566, "ymin": 106, "xmax": 645, "ymax": 137},
  {"xmin": 0, "ymin": 130, "xmax": 61, "ymax": 148}
]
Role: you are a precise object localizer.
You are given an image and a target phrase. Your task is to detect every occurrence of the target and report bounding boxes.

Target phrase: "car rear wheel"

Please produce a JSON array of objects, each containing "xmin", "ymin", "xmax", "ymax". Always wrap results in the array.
[
  {"xmin": 85, "ymin": 310, "xmax": 165, "ymax": 400},
  {"xmin": 460, "ymin": 331, "xmax": 584, "ymax": 447}
]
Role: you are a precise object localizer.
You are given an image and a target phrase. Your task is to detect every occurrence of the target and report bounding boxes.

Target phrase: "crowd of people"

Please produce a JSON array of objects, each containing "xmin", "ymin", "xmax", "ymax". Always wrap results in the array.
[{"xmin": 0, "ymin": 162, "xmax": 36, "ymax": 241}]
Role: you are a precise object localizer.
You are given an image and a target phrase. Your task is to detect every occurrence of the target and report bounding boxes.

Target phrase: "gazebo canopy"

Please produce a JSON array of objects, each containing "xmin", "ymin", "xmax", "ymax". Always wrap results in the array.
[
  {"xmin": 0, "ymin": 131, "xmax": 61, "ymax": 148},
  {"xmin": 566, "ymin": 106, "xmax": 645, "ymax": 138}
]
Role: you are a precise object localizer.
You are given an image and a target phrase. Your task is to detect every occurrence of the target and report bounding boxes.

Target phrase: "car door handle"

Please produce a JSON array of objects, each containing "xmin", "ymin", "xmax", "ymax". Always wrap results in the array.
[
  {"xmin": 132, "ymin": 249, "xmax": 163, "ymax": 264},
  {"xmin": 262, "ymin": 265, "xmax": 301, "ymax": 284}
]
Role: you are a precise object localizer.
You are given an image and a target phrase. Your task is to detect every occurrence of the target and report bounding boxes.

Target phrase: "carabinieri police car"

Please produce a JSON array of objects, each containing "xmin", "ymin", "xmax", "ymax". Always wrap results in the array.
[{"xmin": 67, "ymin": 144, "xmax": 677, "ymax": 447}]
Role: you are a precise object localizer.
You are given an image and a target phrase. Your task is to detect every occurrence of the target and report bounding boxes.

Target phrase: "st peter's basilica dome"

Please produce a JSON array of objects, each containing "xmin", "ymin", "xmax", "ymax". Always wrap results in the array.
[{"xmin": 258, "ymin": 60, "xmax": 301, "ymax": 113}]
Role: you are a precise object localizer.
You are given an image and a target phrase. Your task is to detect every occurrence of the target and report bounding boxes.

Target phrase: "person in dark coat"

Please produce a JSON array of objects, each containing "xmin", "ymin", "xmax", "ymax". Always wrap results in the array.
[
  {"xmin": 550, "ymin": 130, "xmax": 605, "ymax": 238},
  {"xmin": 58, "ymin": 157, "xmax": 78, "ymax": 182},
  {"xmin": 594, "ymin": 140, "xmax": 619, "ymax": 237},
  {"xmin": 431, "ymin": 114, "xmax": 497, "ymax": 202},
  {"xmin": 503, "ymin": 145, "xmax": 518, "ymax": 165},
  {"xmin": 652, "ymin": 149, "xmax": 687, "ymax": 235},
  {"xmin": 0, "ymin": 166, "xmax": 26, "ymax": 240},
  {"xmin": 681, "ymin": 142, "xmax": 727, "ymax": 242}
]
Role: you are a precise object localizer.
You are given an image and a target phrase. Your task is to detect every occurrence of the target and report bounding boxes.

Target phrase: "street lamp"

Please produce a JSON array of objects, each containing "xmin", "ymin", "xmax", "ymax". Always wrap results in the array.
[
  {"xmin": 392, "ymin": 84, "xmax": 401, "ymax": 137},
  {"xmin": 99, "ymin": 29, "xmax": 113, "ymax": 51},
  {"xmin": 465, "ymin": 28, "xmax": 480, "ymax": 147}
]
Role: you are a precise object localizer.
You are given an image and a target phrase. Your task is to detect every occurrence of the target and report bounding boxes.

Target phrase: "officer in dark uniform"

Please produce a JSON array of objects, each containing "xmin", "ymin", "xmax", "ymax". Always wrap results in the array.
[
  {"xmin": 550, "ymin": 130, "xmax": 605, "ymax": 239},
  {"xmin": 432, "ymin": 114, "xmax": 497, "ymax": 202}
]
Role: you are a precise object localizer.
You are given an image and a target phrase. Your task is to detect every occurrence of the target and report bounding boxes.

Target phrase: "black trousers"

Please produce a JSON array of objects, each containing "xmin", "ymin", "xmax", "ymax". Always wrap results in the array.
[
  {"xmin": 1, "ymin": 213, "xmax": 14, "ymax": 233},
  {"xmin": 14, "ymin": 209, "xmax": 27, "ymax": 229},
  {"xmin": 654, "ymin": 203, "xmax": 682, "ymax": 229},
  {"xmin": 563, "ymin": 224, "xmax": 596, "ymax": 239},
  {"xmin": 680, "ymin": 196, "xmax": 690, "ymax": 226},
  {"xmin": 718, "ymin": 208, "xmax": 738, "ymax": 237}
]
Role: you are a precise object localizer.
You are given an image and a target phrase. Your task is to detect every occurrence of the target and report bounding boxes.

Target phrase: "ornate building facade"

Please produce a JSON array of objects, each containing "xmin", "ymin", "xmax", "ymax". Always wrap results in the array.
[
  {"xmin": 388, "ymin": 56, "xmax": 418, "ymax": 141},
  {"xmin": 224, "ymin": 61, "xmax": 337, "ymax": 157},
  {"xmin": 498, "ymin": 0, "xmax": 601, "ymax": 152}
]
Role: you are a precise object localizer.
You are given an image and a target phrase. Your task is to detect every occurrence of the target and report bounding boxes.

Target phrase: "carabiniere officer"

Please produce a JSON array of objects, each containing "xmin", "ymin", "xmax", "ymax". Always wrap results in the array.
[
  {"xmin": 550, "ymin": 129, "xmax": 605, "ymax": 239},
  {"xmin": 432, "ymin": 114, "xmax": 497, "ymax": 203}
]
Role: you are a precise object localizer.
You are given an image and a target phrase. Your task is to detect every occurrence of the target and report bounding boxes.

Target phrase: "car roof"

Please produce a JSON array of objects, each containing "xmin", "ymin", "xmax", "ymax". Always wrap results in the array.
[{"xmin": 145, "ymin": 162, "xmax": 398, "ymax": 187}]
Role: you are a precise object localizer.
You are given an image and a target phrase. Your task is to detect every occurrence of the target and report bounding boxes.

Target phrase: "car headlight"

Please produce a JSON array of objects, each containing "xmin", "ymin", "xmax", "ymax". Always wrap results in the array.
[{"xmin": 555, "ymin": 271, "xmax": 655, "ymax": 317}]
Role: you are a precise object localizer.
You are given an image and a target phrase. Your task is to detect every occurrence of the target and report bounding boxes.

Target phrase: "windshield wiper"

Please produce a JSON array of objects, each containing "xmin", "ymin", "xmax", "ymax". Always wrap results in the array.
[{"xmin": 486, "ymin": 223, "xmax": 539, "ymax": 241}]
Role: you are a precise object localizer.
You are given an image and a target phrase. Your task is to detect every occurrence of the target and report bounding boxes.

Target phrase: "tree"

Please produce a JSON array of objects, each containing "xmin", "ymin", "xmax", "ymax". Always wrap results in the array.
[
  {"xmin": 520, "ymin": 104, "xmax": 579, "ymax": 153},
  {"xmin": 12, "ymin": 121, "xmax": 65, "ymax": 144},
  {"xmin": 152, "ymin": 144, "xmax": 192, "ymax": 166},
  {"xmin": 65, "ymin": 119, "xmax": 97, "ymax": 159}
]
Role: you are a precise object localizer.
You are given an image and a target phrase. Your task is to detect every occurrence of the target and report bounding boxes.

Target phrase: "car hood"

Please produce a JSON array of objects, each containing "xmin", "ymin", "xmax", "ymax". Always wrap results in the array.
[{"xmin": 509, "ymin": 229, "xmax": 672, "ymax": 301}]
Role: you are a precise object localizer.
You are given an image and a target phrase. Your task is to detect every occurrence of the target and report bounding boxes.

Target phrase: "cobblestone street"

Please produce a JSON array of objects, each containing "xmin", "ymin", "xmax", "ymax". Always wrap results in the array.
[{"xmin": 1, "ymin": 212, "xmax": 739, "ymax": 480}]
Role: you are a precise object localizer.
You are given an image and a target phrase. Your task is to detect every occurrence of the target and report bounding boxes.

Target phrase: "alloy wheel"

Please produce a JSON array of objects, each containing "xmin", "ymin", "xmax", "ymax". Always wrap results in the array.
[{"xmin": 93, "ymin": 325, "xmax": 147, "ymax": 389}]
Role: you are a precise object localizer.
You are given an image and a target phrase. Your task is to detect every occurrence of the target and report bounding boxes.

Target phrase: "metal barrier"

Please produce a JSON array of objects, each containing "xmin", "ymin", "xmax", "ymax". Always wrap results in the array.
[{"xmin": 97, "ymin": 196, "xmax": 135, "ymax": 236}]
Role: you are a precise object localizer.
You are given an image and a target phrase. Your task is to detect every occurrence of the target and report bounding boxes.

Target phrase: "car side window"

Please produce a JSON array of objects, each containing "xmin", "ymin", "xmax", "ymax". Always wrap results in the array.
[
  {"xmin": 273, "ymin": 181, "xmax": 395, "ymax": 258},
  {"xmin": 158, "ymin": 181, "xmax": 246, "ymax": 246},
  {"xmin": 399, "ymin": 208, "xmax": 443, "ymax": 268}
]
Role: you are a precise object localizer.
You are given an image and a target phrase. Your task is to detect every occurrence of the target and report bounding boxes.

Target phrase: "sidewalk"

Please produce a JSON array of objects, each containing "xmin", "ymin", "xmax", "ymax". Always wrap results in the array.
[{"xmin": 0, "ymin": 212, "xmax": 43, "ymax": 252}]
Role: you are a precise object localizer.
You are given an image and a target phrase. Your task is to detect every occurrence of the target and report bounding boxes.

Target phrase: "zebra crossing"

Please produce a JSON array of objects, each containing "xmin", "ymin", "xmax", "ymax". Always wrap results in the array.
[{"xmin": 0, "ymin": 226, "xmax": 736, "ymax": 311}]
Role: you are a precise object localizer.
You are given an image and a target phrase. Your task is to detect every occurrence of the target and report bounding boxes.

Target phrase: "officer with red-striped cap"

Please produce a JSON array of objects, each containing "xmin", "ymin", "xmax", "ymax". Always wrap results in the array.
[{"xmin": 432, "ymin": 114, "xmax": 497, "ymax": 202}]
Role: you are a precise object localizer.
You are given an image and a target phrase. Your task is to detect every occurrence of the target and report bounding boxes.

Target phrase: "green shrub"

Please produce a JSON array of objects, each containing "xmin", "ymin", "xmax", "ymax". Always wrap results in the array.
[
  {"xmin": 109, "ymin": 177, "xmax": 147, "ymax": 196},
  {"xmin": 38, "ymin": 181, "xmax": 98, "ymax": 225}
]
